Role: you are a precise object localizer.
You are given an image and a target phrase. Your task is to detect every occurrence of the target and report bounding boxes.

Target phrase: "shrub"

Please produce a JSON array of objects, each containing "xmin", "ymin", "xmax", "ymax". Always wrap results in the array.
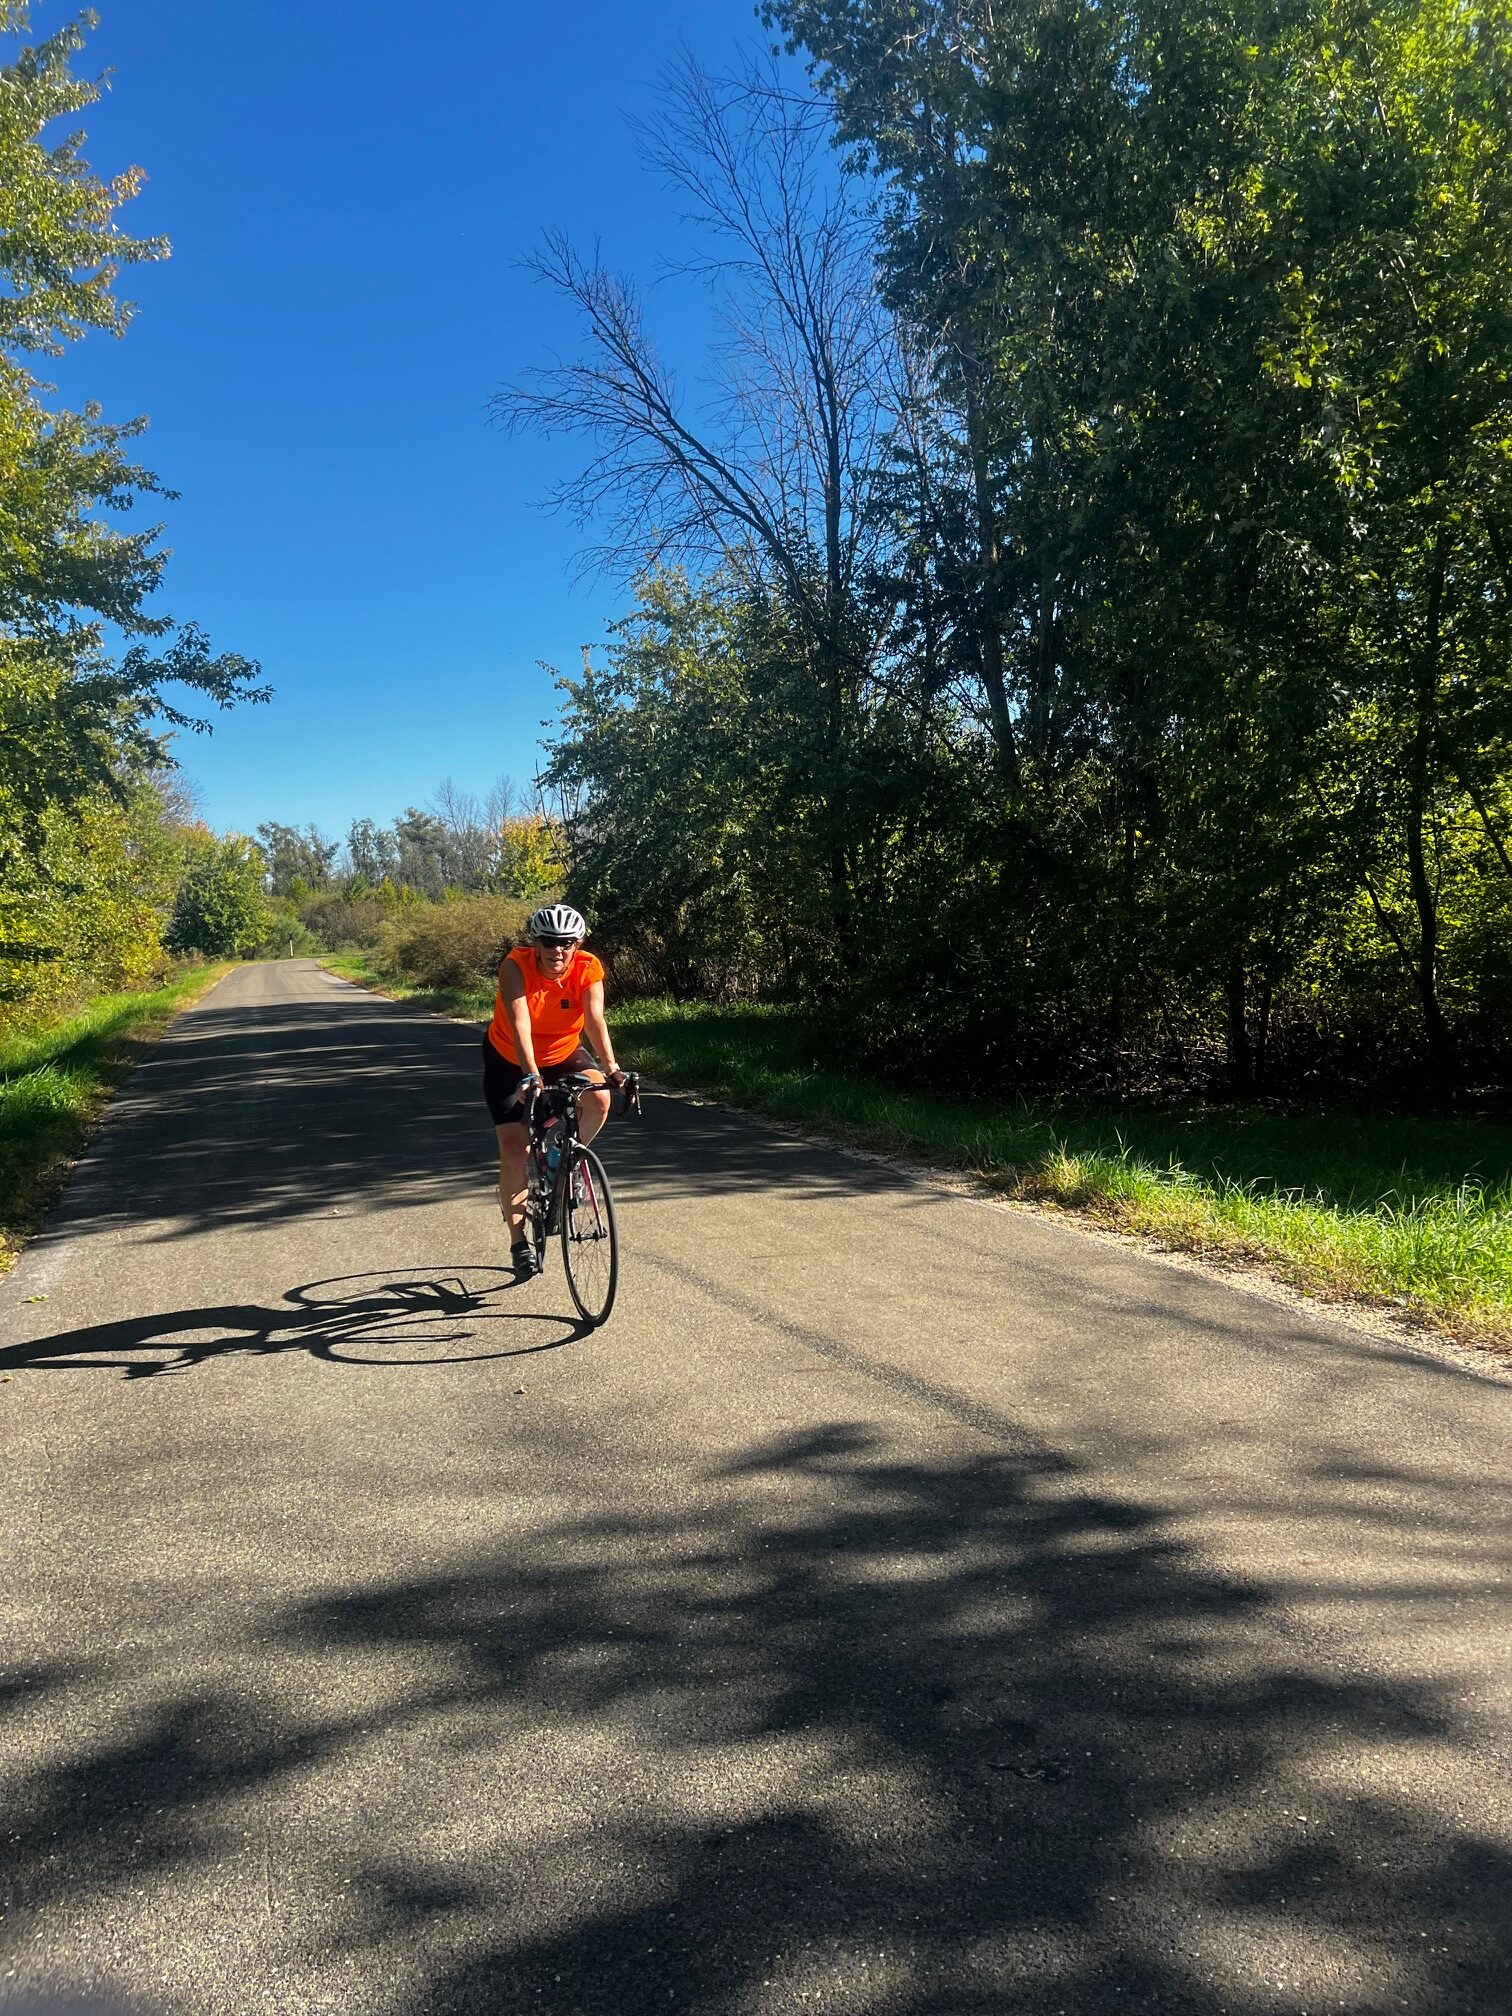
[
  {"xmin": 254, "ymin": 900, "xmax": 319, "ymax": 958},
  {"xmin": 1, "ymin": 787, "xmax": 182, "ymax": 1021},
  {"xmin": 299, "ymin": 891, "xmax": 396, "ymax": 951},
  {"xmin": 385, "ymin": 895, "xmax": 537, "ymax": 990}
]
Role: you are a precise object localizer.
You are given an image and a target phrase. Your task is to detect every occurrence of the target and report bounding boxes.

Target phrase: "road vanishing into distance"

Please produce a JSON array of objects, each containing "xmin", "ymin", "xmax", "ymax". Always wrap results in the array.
[{"xmin": 2, "ymin": 959, "xmax": 1509, "ymax": 2016}]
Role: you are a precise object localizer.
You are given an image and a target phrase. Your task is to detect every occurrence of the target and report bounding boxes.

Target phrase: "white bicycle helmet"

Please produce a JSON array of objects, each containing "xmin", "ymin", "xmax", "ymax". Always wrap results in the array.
[{"xmin": 528, "ymin": 902, "xmax": 587, "ymax": 942}]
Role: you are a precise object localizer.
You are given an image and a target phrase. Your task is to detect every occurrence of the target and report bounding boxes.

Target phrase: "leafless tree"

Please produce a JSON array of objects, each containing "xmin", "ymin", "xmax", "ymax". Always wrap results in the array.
[
  {"xmin": 145, "ymin": 763, "xmax": 204, "ymax": 829},
  {"xmin": 493, "ymin": 53, "xmax": 899, "ymax": 736},
  {"xmin": 483, "ymin": 775, "xmax": 521, "ymax": 834},
  {"xmin": 432, "ymin": 776, "xmax": 494, "ymax": 891}
]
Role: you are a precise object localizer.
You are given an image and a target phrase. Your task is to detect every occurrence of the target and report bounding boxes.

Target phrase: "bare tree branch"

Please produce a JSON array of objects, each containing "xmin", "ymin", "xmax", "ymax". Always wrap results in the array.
[{"xmin": 492, "ymin": 57, "xmax": 899, "ymax": 691}]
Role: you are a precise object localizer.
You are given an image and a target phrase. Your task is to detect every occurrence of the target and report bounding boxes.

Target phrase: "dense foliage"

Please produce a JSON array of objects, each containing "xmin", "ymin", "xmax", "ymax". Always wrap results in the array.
[
  {"xmin": 164, "ymin": 833, "xmax": 268, "ymax": 959},
  {"xmin": 522, "ymin": 0, "xmax": 1512, "ymax": 1104},
  {"xmin": 0, "ymin": 5, "xmax": 265, "ymax": 1019},
  {"xmin": 366, "ymin": 894, "xmax": 541, "ymax": 993}
]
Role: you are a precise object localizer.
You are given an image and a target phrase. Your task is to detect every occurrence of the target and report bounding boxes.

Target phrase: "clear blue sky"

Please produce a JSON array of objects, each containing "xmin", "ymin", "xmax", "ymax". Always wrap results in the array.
[{"xmin": 39, "ymin": 0, "xmax": 783, "ymax": 840}]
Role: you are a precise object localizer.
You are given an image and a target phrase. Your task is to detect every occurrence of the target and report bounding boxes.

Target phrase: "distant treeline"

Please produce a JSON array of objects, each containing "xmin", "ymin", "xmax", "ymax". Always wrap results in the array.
[
  {"xmin": 504, "ymin": 1, "xmax": 1512, "ymax": 1106},
  {"xmin": 255, "ymin": 791, "xmax": 564, "ymax": 970},
  {"xmin": 256, "ymin": 783, "xmax": 561, "ymax": 907}
]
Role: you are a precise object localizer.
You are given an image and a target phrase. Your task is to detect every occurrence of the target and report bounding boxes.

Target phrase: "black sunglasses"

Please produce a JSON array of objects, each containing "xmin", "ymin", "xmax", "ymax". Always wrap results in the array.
[{"xmin": 537, "ymin": 937, "xmax": 577, "ymax": 950}]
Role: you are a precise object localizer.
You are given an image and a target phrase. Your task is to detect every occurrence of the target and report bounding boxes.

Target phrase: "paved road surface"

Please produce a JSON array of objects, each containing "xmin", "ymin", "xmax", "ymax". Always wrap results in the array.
[{"xmin": 2, "ymin": 960, "xmax": 1508, "ymax": 2016}]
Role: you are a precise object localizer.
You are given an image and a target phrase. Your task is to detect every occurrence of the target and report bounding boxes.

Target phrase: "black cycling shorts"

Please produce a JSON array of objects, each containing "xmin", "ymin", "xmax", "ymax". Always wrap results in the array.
[{"xmin": 481, "ymin": 1035, "xmax": 598, "ymax": 1127}]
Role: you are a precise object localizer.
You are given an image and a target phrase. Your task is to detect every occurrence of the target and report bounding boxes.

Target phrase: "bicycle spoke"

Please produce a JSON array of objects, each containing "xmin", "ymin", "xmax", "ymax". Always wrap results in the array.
[{"xmin": 560, "ymin": 1145, "xmax": 618, "ymax": 1324}]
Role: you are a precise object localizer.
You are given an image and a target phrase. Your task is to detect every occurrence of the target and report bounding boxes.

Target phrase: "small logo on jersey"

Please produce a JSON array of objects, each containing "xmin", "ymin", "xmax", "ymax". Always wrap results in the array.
[{"xmin": 560, "ymin": 999, "xmax": 571, "ymax": 1011}]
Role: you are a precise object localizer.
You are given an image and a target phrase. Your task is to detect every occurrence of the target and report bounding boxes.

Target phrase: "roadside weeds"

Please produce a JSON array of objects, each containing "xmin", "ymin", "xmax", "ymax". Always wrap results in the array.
[{"xmin": 0, "ymin": 964, "xmax": 229, "ymax": 1275}]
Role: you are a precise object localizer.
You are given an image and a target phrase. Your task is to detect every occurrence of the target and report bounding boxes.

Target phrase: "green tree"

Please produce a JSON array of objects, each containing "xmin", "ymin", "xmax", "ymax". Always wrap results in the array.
[
  {"xmin": 392, "ymin": 808, "xmax": 450, "ymax": 899},
  {"xmin": 1276, "ymin": 0, "xmax": 1512, "ymax": 1093},
  {"xmin": 767, "ymin": 0, "xmax": 1512, "ymax": 1095},
  {"xmin": 0, "ymin": 4, "xmax": 265, "ymax": 860},
  {"xmin": 545, "ymin": 571, "xmax": 824, "ymax": 996},
  {"xmin": 516, "ymin": 0, "xmax": 1512, "ymax": 1097},
  {"xmin": 255, "ymin": 821, "xmax": 337, "ymax": 896},
  {"xmin": 493, "ymin": 813, "xmax": 563, "ymax": 900},
  {"xmin": 345, "ymin": 817, "xmax": 398, "ymax": 887},
  {"xmin": 0, "ymin": 775, "xmax": 196, "ymax": 1013},
  {"xmin": 165, "ymin": 834, "xmax": 267, "ymax": 958}
]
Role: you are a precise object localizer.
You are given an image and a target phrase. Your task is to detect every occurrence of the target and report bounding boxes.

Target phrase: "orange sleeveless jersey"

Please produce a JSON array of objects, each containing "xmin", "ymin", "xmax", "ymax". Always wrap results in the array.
[{"xmin": 487, "ymin": 944, "xmax": 605, "ymax": 1066}]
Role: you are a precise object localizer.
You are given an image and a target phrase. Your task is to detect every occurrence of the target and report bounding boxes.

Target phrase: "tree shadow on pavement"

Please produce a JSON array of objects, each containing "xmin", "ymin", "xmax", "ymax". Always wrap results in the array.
[
  {"xmin": 51, "ymin": 992, "xmax": 495, "ymax": 1241},
  {"xmin": 0, "ymin": 1268, "xmax": 592, "ymax": 1375},
  {"xmin": 33, "ymin": 981, "xmax": 906, "ymax": 1252},
  {"xmin": 5, "ymin": 1424, "xmax": 1506, "ymax": 2015}
]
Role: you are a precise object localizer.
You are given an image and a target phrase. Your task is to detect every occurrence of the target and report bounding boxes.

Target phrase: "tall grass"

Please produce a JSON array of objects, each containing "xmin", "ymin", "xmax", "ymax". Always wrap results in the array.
[{"xmin": 0, "ymin": 966, "xmax": 225, "ymax": 1269}]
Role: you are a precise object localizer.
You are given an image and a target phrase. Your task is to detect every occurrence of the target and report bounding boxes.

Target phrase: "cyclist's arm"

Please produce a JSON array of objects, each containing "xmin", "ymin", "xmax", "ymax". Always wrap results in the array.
[
  {"xmin": 582, "ymin": 982, "xmax": 623, "ymax": 1081},
  {"xmin": 500, "ymin": 960, "xmax": 541, "ymax": 1081}
]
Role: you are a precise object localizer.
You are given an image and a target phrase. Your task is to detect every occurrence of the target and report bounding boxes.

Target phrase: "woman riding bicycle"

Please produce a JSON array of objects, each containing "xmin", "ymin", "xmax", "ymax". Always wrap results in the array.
[{"xmin": 483, "ymin": 902, "xmax": 626, "ymax": 1276}]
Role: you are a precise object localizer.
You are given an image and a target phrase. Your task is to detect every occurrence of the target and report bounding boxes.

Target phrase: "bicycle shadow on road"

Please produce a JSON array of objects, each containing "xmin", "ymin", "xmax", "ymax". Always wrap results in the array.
[{"xmin": 0, "ymin": 1267, "xmax": 594, "ymax": 1376}]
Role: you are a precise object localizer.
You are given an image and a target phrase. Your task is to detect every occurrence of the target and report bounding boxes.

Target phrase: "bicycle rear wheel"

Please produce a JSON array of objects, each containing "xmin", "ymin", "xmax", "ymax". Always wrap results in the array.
[{"xmin": 560, "ymin": 1145, "xmax": 618, "ymax": 1325}]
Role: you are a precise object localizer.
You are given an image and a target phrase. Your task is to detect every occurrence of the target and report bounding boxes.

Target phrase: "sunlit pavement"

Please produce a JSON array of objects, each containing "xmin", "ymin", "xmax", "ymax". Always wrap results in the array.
[{"xmin": 2, "ymin": 959, "xmax": 1509, "ymax": 2015}]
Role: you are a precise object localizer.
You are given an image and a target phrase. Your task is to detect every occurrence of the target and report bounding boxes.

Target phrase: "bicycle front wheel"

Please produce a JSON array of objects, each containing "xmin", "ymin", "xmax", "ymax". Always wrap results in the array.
[
  {"xmin": 560, "ymin": 1145, "xmax": 619, "ymax": 1325},
  {"xmin": 524, "ymin": 1160, "xmax": 549, "ymax": 1275}
]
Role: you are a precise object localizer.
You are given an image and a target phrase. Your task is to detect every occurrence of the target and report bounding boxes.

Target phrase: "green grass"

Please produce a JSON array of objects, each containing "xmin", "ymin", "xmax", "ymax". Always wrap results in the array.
[
  {"xmin": 323, "ymin": 961, "xmax": 1512, "ymax": 1353},
  {"xmin": 0, "ymin": 965, "xmax": 227, "ymax": 1271},
  {"xmin": 320, "ymin": 951, "xmax": 494, "ymax": 1020},
  {"xmin": 612, "ymin": 1000, "xmax": 1512, "ymax": 1354}
]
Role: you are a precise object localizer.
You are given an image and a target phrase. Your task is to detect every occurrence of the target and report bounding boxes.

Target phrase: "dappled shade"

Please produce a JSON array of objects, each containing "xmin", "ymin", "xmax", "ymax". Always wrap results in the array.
[{"xmin": 3, "ymin": 1423, "xmax": 1506, "ymax": 2013}]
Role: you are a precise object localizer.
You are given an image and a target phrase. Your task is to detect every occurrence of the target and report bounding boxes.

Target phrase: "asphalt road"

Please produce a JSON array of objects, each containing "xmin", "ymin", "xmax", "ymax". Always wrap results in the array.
[{"xmin": 1, "ymin": 959, "xmax": 1508, "ymax": 2016}]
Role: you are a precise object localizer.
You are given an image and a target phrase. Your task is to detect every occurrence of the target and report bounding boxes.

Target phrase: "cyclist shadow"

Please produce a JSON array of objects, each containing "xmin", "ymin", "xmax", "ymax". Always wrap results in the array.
[{"xmin": 0, "ymin": 1267, "xmax": 595, "ymax": 1379}]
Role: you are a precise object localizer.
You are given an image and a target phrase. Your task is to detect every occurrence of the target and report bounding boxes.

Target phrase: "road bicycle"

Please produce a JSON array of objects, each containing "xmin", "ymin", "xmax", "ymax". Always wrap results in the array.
[{"xmin": 521, "ymin": 1071, "xmax": 639, "ymax": 1325}]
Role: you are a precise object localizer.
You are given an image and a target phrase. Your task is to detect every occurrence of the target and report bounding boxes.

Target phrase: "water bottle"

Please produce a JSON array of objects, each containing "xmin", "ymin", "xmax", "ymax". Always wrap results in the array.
[{"xmin": 544, "ymin": 1122, "xmax": 561, "ymax": 1177}]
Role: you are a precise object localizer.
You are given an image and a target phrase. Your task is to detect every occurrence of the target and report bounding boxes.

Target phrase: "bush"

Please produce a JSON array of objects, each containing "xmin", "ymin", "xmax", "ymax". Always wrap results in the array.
[
  {"xmin": 253, "ymin": 900, "xmax": 319, "ymax": 959},
  {"xmin": 298, "ymin": 891, "xmax": 397, "ymax": 951},
  {"xmin": 0, "ymin": 787, "xmax": 183, "ymax": 1022},
  {"xmin": 382, "ymin": 895, "xmax": 537, "ymax": 990}
]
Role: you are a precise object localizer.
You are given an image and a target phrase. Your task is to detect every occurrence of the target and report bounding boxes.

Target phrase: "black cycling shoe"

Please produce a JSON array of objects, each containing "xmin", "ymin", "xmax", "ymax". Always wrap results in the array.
[{"xmin": 510, "ymin": 1242, "xmax": 538, "ymax": 1277}]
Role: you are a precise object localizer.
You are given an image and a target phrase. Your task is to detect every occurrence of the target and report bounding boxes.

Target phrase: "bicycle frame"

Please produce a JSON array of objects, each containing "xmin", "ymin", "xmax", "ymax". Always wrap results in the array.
[{"xmin": 522, "ymin": 1073, "xmax": 638, "ymax": 1241}]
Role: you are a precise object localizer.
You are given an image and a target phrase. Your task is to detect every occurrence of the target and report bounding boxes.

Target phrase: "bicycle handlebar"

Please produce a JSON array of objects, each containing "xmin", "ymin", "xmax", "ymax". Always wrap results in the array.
[{"xmin": 522, "ymin": 1070, "xmax": 640, "ymax": 1129}]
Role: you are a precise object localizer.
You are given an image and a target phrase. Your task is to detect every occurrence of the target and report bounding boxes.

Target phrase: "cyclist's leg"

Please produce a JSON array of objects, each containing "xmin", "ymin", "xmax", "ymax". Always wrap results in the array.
[
  {"xmin": 577, "ymin": 1086, "xmax": 611, "ymax": 1145},
  {"xmin": 483, "ymin": 1037, "xmax": 533, "ymax": 1245},
  {"xmin": 494, "ymin": 1120, "xmax": 529, "ymax": 1243}
]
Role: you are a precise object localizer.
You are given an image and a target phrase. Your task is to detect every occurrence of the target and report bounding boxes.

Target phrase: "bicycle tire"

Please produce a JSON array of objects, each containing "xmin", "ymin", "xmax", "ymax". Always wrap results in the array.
[
  {"xmin": 560, "ymin": 1144, "xmax": 618, "ymax": 1325},
  {"xmin": 524, "ymin": 1147, "xmax": 550, "ymax": 1275},
  {"xmin": 526, "ymin": 1202, "xmax": 547, "ymax": 1275}
]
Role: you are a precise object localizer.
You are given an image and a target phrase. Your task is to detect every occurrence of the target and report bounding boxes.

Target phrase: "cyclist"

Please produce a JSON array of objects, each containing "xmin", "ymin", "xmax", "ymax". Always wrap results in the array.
[{"xmin": 483, "ymin": 902, "xmax": 626, "ymax": 1275}]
